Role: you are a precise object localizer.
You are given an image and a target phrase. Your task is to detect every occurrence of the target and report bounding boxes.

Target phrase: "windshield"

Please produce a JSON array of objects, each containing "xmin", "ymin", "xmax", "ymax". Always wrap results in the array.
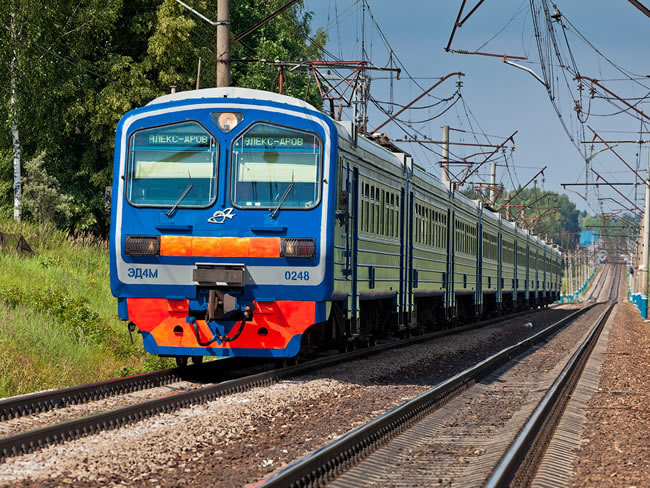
[
  {"xmin": 127, "ymin": 122, "xmax": 217, "ymax": 207},
  {"xmin": 230, "ymin": 123, "xmax": 322, "ymax": 209}
]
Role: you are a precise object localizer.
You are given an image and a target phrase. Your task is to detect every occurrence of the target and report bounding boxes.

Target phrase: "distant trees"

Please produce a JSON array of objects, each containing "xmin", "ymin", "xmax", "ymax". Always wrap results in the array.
[
  {"xmin": 488, "ymin": 187, "xmax": 581, "ymax": 247},
  {"xmin": 0, "ymin": 0, "xmax": 325, "ymax": 234}
]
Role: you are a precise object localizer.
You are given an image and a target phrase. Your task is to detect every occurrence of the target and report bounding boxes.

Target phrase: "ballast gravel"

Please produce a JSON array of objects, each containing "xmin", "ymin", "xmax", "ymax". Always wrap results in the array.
[
  {"xmin": 0, "ymin": 306, "xmax": 582, "ymax": 487},
  {"xmin": 0, "ymin": 381, "xmax": 206, "ymax": 439},
  {"xmin": 570, "ymin": 301, "xmax": 650, "ymax": 487},
  {"xmin": 329, "ymin": 302, "xmax": 612, "ymax": 487}
]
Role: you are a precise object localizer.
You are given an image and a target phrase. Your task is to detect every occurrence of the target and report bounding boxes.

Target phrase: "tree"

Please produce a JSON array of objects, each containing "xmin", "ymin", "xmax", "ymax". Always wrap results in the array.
[
  {"xmin": 0, "ymin": 0, "xmax": 326, "ymax": 235},
  {"xmin": 22, "ymin": 152, "xmax": 74, "ymax": 225},
  {"xmin": 493, "ymin": 187, "xmax": 580, "ymax": 247}
]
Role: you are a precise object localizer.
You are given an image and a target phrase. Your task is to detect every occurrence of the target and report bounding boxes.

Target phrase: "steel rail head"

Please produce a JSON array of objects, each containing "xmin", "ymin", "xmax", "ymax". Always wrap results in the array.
[
  {"xmin": 0, "ymin": 367, "xmax": 182, "ymax": 421},
  {"xmin": 485, "ymin": 302, "xmax": 616, "ymax": 488},
  {"xmin": 0, "ymin": 358, "xmax": 242, "ymax": 421},
  {"xmin": 0, "ymin": 306, "xmax": 571, "ymax": 463},
  {"xmin": 0, "ymin": 307, "xmax": 552, "ymax": 422},
  {"xmin": 255, "ymin": 305, "xmax": 596, "ymax": 488}
]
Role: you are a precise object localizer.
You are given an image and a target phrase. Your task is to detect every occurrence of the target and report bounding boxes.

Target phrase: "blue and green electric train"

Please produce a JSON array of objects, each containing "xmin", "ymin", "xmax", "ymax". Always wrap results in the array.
[{"xmin": 109, "ymin": 87, "xmax": 562, "ymax": 364}]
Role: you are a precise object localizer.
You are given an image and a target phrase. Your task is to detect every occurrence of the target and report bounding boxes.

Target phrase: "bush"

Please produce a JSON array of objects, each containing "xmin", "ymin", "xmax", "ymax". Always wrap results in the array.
[
  {"xmin": 0, "ymin": 284, "xmax": 109, "ymax": 344},
  {"xmin": 22, "ymin": 152, "xmax": 75, "ymax": 227}
]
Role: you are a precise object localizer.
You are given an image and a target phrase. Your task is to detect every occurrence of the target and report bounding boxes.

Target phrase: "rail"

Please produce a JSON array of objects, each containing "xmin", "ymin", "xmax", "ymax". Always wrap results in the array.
[
  {"xmin": 0, "ymin": 305, "xmax": 566, "ymax": 462},
  {"xmin": 485, "ymin": 265, "xmax": 619, "ymax": 487},
  {"xmin": 0, "ymin": 305, "xmax": 557, "ymax": 421},
  {"xmin": 254, "ymin": 304, "xmax": 597, "ymax": 487}
]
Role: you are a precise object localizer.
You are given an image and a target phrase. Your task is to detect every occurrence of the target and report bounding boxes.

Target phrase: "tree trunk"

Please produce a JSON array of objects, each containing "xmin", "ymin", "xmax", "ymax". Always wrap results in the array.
[{"xmin": 10, "ymin": 1, "xmax": 22, "ymax": 222}]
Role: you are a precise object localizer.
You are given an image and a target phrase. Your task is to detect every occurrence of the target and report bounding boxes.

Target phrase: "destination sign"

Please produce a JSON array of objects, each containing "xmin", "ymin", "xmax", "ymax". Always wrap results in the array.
[
  {"xmin": 242, "ymin": 135, "xmax": 317, "ymax": 150},
  {"xmin": 145, "ymin": 134, "xmax": 210, "ymax": 146}
]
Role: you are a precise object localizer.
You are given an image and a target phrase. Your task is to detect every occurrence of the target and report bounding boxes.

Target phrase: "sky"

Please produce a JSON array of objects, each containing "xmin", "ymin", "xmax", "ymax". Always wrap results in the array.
[{"xmin": 303, "ymin": 1, "xmax": 650, "ymax": 215}]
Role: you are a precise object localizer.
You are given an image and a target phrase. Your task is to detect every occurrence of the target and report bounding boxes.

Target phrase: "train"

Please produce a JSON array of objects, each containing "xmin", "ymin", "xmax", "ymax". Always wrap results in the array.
[{"xmin": 109, "ymin": 87, "xmax": 562, "ymax": 365}]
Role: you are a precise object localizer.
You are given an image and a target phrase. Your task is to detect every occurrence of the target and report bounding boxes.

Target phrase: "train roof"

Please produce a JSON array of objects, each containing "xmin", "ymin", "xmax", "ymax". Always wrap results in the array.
[
  {"xmin": 147, "ymin": 87, "xmax": 321, "ymax": 113},
  {"xmin": 144, "ymin": 87, "xmax": 558, "ymax": 253}
]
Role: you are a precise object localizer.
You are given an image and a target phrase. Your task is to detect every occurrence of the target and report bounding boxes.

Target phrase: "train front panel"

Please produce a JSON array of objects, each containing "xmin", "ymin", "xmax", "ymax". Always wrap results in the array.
[{"xmin": 109, "ymin": 89, "xmax": 338, "ymax": 359}]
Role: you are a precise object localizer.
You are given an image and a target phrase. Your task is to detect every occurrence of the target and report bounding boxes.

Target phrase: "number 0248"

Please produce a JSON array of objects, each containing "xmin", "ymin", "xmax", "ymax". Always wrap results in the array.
[{"xmin": 284, "ymin": 270, "xmax": 310, "ymax": 281}]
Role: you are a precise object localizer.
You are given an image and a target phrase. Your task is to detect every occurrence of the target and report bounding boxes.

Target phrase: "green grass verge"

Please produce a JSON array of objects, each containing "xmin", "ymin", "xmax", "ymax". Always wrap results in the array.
[{"xmin": 0, "ymin": 218, "xmax": 174, "ymax": 398}]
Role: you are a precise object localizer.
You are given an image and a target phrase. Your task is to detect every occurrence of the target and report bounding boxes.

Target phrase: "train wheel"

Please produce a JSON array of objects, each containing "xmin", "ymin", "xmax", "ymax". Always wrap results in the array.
[
  {"xmin": 175, "ymin": 356, "xmax": 189, "ymax": 367},
  {"xmin": 274, "ymin": 357, "xmax": 299, "ymax": 368},
  {"xmin": 191, "ymin": 356, "xmax": 204, "ymax": 365}
]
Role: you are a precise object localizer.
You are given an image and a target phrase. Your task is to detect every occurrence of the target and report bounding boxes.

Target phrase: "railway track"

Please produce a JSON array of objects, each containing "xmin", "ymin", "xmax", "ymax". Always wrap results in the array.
[
  {"xmin": 256, "ymin": 264, "xmax": 620, "ymax": 488},
  {"xmin": 0, "ymin": 304, "xmax": 564, "ymax": 462},
  {"xmin": 487, "ymin": 264, "xmax": 621, "ymax": 487}
]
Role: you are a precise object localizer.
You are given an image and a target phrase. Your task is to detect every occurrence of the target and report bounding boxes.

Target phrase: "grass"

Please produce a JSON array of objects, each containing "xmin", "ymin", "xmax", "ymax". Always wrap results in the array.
[{"xmin": 0, "ymin": 217, "xmax": 174, "ymax": 398}]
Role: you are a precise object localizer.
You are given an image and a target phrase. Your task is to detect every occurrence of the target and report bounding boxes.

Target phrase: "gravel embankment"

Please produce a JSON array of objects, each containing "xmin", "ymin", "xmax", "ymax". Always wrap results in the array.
[
  {"xmin": 0, "ymin": 306, "xmax": 582, "ymax": 488},
  {"xmin": 570, "ymin": 301, "xmax": 650, "ymax": 487},
  {"xmin": 328, "ymin": 303, "xmax": 611, "ymax": 487}
]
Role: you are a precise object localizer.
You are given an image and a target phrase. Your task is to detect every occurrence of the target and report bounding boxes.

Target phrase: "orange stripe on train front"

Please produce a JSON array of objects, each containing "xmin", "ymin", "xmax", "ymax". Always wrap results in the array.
[
  {"xmin": 216, "ymin": 237, "xmax": 250, "ymax": 257},
  {"xmin": 192, "ymin": 236, "xmax": 219, "ymax": 257},
  {"xmin": 160, "ymin": 236, "xmax": 280, "ymax": 258},
  {"xmin": 160, "ymin": 236, "xmax": 192, "ymax": 256},
  {"xmin": 249, "ymin": 237, "xmax": 281, "ymax": 257}
]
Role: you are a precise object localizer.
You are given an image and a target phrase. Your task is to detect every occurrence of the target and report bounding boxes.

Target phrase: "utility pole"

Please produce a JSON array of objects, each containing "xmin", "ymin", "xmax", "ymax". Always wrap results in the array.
[
  {"xmin": 490, "ymin": 161, "xmax": 497, "ymax": 206},
  {"xmin": 216, "ymin": 0, "xmax": 231, "ymax": 87},
  {"xmin": 569, "ymin": 250, "xmax": 572, "ymax": 299},
  {"xmin": 641, "ymin": 163, "xmax": 650, "ymax": 316},
  {"xmin": 442, "ymin": 125, "xmax": 450, "ymax": 185}
]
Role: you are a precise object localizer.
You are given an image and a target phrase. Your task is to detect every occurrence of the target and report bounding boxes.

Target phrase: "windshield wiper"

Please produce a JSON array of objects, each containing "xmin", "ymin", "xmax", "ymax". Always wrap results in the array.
[
  {"xmin": 166, "ymin": 173, "xmax": 195, "ymax": 217},
  {"xmin": 270, "ymin": 183, "xmax": 294, "ymax": 219}
]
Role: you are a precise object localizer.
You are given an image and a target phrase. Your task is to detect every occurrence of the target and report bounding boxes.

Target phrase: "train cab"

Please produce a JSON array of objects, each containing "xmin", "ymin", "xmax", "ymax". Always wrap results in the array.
[{"xmin": 110, "ymin": 88, "xmax": 338, "ymax": 361}]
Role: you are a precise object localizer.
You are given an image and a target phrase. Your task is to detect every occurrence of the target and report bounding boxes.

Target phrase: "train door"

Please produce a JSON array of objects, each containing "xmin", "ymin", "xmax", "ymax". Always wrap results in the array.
[
  {"xmin": 445, "ymin": 202, "xmax": 456, "ymax": 320},
  {"xmin": 398, "ymin": 186, "xmax": 415, "ymax": 330},
  {"xmin": 526, "ymin": 239, "xmax": 530, "ymax": 305},
  {"xmin": 397, "ymin": 156, "xmax": 415, "ymax": 331},
  {"xmin": 476, "ymin": 209, "xmax": 483, "ymax": 317},
  {"xmin": 497, "ymin": 227, "xmax": 503, "ymax": 312},
  {"xmin": 339, "ymin": 158, "xmax": 359, "ymax": 338},
  {"xmin": 514, "ymin": 239, "xmax": 519, "ymax": 308}
]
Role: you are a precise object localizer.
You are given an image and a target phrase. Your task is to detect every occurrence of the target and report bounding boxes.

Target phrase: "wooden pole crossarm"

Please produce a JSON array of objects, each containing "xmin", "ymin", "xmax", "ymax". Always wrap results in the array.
[
  {"xmin": 562, "ymin": 183, "xmax": 637, "ymax": 186},
  {"xmin": 581, "ymin": 140, "xmax": 650, "ymax": 144},
  {"xmin": 390, "ymin": 139, "xmax": 503, "ymax": 148},
  {"xmin": 445, "ymin": 0, "xmax": 468, "ymax": 52},
  {"xmin": 628, "ymin": 0, "xmax": 650, "ymax": 18},
  {"xmin": 451, "ymin": 49, "xmax": 528, "ymax": 60}
]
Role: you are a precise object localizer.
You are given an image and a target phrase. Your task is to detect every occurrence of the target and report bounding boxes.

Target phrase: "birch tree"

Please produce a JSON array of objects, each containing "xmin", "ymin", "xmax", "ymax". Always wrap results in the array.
[{"xmin": 8, "ymin": 0, "xmax": 22, "ymax": 221}]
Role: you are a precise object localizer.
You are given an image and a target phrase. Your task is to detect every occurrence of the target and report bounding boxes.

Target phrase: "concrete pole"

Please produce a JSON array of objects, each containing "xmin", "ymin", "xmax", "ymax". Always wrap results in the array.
[
  {"xmin": 568, "ymin": 250, "xmax": 574, "ymax": 298},
  {"xmin": 216, "ymin": 0, "xmax": 231, "ymax": 88},
  {"xmin": 490, "ymin": 161, "xmax": 497, "ymax": 206},
  {"xmin": 442, "ymin": 125, "xmax": 450, "ymax": 185},
  {"xmin": 641, "ymin": 171, "xmax": 650, "ymax": 315},
  {"xmin": 642, "ymin": 181, "xmax": 650, "ymax": 293},
  {"xmin": 579, "ymin": 250, "xmax": 584, "ymax": 291}
]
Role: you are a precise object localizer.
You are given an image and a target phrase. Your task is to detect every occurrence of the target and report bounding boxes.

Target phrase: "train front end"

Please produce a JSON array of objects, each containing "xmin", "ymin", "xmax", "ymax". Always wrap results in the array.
[{"xmin": 109, "ymin": 88, "xmax": 336, "ymax": 360}]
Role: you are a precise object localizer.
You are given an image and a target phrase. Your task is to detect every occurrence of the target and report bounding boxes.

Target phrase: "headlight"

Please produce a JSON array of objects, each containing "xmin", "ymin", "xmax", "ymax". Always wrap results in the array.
[
  {"xmin": 125, "ymin": 235, "xmax": 160, "ymax": 256},
  {"xmin": 211, "ymin": 112, "xmax": 243, "ymax": 133},
  {"xmin": 281, "ymin": 238, "xmax": 316, "ymax": 258}
]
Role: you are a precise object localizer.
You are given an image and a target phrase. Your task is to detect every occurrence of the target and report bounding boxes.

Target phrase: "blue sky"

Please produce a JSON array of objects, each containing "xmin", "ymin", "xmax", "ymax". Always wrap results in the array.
[{"xmin": 305, "ymin": 1, "xmax": 650, "ymax": 214}]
